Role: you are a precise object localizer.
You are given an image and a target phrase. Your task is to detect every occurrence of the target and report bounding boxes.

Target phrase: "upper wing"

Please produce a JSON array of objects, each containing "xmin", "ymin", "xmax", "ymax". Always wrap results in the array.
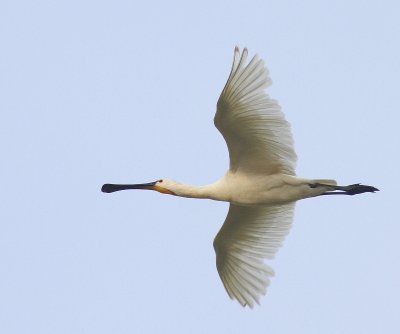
[
  {"xmin": 215, "ymin": 47, "xmax": 297, "ymax": 175},
  {"xmin": 213, "ymin": 203, "xmax": 295, "ymax": 308}
]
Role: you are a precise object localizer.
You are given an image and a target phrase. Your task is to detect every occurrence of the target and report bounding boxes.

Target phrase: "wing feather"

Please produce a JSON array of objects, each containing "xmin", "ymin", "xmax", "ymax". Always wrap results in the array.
[
  {"xmin": 213, "ymin": 203, "xmax": 295, "ymax": 308},
  {"xmin": 215, "ymin": 47, "xmax": 297, "ymax": 175}
]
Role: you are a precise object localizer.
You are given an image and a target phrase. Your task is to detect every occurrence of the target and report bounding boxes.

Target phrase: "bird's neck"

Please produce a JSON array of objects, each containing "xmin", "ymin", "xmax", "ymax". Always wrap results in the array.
[{"xmin": 175, "ymin": 182, "xmax": 227, "ymax": 202}]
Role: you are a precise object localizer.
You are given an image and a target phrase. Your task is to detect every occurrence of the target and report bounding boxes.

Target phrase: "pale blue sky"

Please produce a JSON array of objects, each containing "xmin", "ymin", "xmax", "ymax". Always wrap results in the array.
[{"xmin": 1, "ymin": 0, "xmax": 399, "ymax": 333}]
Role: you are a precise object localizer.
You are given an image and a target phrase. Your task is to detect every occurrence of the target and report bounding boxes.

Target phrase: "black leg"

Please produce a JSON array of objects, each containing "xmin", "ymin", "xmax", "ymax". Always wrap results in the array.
[{"xmin": 310, "ymin": 183, "xmax": 379, "ymax": 196}]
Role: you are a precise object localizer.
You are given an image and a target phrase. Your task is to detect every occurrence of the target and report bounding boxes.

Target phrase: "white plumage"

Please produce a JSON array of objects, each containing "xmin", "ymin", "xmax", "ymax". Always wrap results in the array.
[
  {"xmin": 212, "ymin": 49, "xmax": 297, "ymax": 306},
  {"xmin": 102, "ymin": 47, "xmax": 378, "ymax": 308},
  {"xmin": 214, "ymin": 203, "xmax": 295, "ymax": 308},
  {"xmin": 215, "ymin": 47, "xmax": 296, "ymax": 176}
]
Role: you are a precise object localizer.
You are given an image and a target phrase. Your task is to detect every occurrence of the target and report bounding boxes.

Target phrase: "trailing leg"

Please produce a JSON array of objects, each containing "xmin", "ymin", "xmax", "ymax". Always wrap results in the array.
[{"xmin": 309, "ymin": 183, "xmax": 379, "ymax": 196}]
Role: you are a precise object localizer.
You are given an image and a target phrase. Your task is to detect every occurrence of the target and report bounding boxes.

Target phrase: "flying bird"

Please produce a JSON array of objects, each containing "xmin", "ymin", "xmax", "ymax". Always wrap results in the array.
[{"xmin": 102, "ymin": 47, "xmax": 378, "ymax": 308}]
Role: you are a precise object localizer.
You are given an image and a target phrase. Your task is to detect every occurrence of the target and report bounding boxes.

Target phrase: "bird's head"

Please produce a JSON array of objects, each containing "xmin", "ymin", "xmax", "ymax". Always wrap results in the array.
[{"xmin": 101, "ymin": 178, "xmax": 177, "ymax": 195}]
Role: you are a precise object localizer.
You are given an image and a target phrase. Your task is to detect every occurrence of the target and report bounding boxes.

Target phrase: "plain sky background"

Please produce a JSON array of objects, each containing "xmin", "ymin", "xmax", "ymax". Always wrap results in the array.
[{"xmin": 1, "ymin": 0, "xmax": 399, "ymax": 333}]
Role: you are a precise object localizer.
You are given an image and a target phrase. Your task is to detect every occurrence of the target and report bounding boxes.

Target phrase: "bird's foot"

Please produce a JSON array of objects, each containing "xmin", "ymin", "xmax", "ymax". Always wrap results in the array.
[{"xmin": 336, "ymin": 183, "xmax": 379, "ymax": 195}]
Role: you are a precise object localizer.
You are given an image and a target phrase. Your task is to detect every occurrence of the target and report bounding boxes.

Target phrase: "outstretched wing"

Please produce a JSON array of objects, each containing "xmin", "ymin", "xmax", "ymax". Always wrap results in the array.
[
  {"xmin": 213, "ymin": 203, "xmax": 295, "ymax": 308},
  {"xmin": 215, "ymin": 47, "xmax": 297, "ymax": 175}
]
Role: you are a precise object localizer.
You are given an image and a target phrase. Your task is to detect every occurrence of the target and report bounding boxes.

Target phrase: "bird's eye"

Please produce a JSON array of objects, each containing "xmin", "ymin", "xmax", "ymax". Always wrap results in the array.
[{"xmin": 159, "ymin": 179, "xmax": 163, "ymax": 183}]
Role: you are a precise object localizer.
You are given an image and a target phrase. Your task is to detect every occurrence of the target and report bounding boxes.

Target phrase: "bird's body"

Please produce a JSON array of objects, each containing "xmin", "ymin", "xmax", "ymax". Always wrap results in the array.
[
  {"xmin": 158, "ymin": 174, "xmax": 336, "ymax": 206},
  {"xmin": 102, "ymin": 47, "xmax": 378, "ymax": 308}
]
